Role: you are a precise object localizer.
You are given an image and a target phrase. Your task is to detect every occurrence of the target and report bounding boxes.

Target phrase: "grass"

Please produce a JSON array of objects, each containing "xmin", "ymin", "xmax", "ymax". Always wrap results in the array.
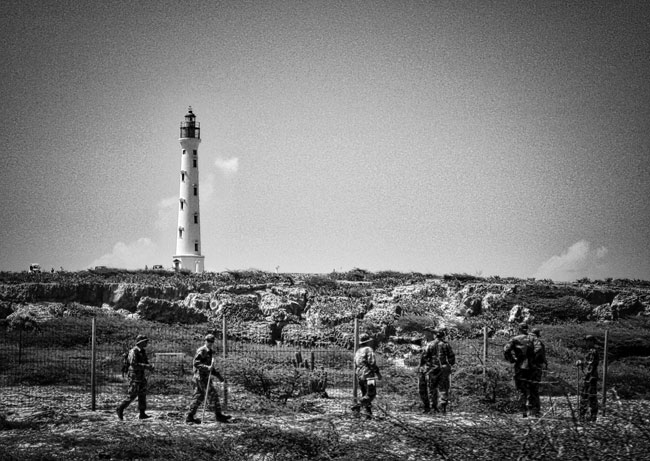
[{"xmin": 2, "ymin": 394, "xmax": 649, "ymax": 460}]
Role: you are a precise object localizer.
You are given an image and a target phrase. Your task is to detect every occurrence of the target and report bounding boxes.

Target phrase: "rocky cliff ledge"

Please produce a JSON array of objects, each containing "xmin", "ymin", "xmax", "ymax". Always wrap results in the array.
[{"xmin": 1, "ymin": 271, "xmax": 649, "ymax": 346}]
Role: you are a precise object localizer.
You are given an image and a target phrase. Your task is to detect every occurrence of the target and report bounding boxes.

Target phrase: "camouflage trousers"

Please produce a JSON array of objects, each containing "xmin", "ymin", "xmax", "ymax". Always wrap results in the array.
[
  {"xmin": 119, "ymin": 378, "xmax": 147, "ymax": 412},
  {"xmin": 419, "ymin": 366, "xmax": 450, "ymax": 410},
  {"xmin": 358, "ymin": 378, "xmax": 377, "ymax": 411},
  {"xmin": 579, "ymin": 377, "xmax": 598, "ymax": 421},
  {"xmin": 188, "ymin": 376, "xmax": 222, "ymax": 415},
  {"xmin": 514, "ymin": 368, "xmax": 540, "ymax": 416}
]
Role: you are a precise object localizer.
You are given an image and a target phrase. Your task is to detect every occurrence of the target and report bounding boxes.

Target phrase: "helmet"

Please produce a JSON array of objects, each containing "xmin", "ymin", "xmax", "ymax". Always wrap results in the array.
[
  {"xmin": 136, "ymin": 334, "xmax": 149, "ymax": 345},
  {"xmin": 205, "ymin": 334, "xmax": 216, "ymax": 343},
  {"xmin": 358, "ymin": 333, "xmax": 373, "ymax": 345}
]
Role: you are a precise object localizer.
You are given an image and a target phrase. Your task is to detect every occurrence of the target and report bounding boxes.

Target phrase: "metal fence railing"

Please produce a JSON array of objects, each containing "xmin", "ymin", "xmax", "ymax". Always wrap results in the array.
[{"xmin": 0, "ymin": 317, "xmax": 612, "ymax": 415}]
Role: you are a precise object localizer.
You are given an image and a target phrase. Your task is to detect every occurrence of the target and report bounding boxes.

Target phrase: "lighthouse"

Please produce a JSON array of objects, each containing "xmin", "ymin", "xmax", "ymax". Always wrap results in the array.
[{"xmin": 172, "ymin": 107, "xmax": 205, "ymax": 273}]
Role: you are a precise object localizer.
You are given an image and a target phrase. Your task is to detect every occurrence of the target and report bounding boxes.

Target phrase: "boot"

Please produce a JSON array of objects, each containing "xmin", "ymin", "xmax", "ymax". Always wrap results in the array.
[
  {"xmin": 116, "ymin": 405, "xmax": 125, "ymax": 421},
  {"xmin": 185, "ymin": 412, "xmax": 201, "ymax": 424},
  {"xmin": 364, "ymin": 407, "xmax": 372, "ymax": 420},
  {"xmin": 215, "ymin": 412, "xmax": 232, "ymax": 423},
  {"xmin": 139, "ymin": 411, "xmax": 152, "ymax": 420}
]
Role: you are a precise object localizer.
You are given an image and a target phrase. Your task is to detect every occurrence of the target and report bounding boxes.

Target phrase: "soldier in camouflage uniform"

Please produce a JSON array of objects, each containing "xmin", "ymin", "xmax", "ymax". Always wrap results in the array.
[
  {"xmin": 418, "ymin": 327, "xmax": 456, "ymax": 414},
  {"xmin": 117, "ymin": 334, "xmax": 154, "ymax": 420},
  {"xmin": 186, "ymin": 334, "xmax": 231, "ymax": 424},
  {"xmin": 503, "ymin": 323, "xmax": 543, "ymax": 417},
  {"xmin": 578, "ymin": 335, "xmax": 600, "ymax": 422},
  {"xmin": 531, "ymin": 328, "xmax": 548, "ymax": 407},
  {"xmin": 352, "ymin": 333, "xmax": 382, "ymax": 420}
]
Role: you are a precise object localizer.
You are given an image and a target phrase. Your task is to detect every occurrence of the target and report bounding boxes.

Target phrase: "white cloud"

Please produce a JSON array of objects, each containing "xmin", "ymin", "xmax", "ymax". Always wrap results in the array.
[
  {"xmin": 89, "ymin": 238, "xmax": 162, "ymax": 270},
  {"xmin": 534, "ymin": 240, "xmax": 609, "ymax": 282},
  {"xmin": 215, "ymin": 157, "xmax": 239, "ymax": 174}
]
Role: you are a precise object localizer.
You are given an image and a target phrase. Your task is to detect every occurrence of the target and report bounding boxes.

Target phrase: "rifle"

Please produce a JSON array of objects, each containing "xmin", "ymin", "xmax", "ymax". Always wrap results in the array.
[{"xmin": 202, "ymin": 358, "xmax": 215, "ymax": 421}]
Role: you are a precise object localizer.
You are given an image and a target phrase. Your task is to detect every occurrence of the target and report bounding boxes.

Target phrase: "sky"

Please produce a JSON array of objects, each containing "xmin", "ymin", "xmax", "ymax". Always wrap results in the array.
[{"xmin": 1, "ymin": 0, "xmax": 649, "ymax": 282}]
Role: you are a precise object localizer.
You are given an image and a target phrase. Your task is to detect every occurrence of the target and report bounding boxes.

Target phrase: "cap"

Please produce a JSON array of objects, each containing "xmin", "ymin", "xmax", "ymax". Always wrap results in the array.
[
  {"xmin": 358, "ymin": 333, "xmax": 373, "ymax": 345},
  {"xmin": 205, "ymin": 334, "xmax": 216, "ymax": 343},
  {"xmin": 136, "ymin": 334, "xmax": 149, "ymax": 345}
]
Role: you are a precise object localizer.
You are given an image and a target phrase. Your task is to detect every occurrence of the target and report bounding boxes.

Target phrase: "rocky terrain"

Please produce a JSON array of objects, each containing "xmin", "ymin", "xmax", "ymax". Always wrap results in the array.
[{"xmin": 2, "ymin": 270, "xmax": 649, "ymax": 348}]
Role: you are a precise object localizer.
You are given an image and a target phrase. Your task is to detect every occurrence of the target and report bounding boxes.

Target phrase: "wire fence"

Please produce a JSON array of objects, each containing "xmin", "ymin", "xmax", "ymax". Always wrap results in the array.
[{"xmin": 0, "ymin": 317, "xmax": 608, "ymax": 415}]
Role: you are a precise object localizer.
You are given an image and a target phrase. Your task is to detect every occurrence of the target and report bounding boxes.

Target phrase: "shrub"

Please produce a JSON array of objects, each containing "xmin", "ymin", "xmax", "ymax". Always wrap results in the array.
[{"xmin": 225, "ymin": 357, "xmax": 327, "ymax": 403}]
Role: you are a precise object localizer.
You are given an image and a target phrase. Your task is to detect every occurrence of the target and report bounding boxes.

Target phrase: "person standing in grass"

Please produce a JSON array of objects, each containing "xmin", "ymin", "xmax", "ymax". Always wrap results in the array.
[
  {"xmin": 185, "ymin": 334, "xmax": 231, "ymax": 424},
  {"xmin": 577, "ymin": 335, "xmax": 600, "ymax": 422},
  {"xmin": 503, "ymin": 323, "xmax": 543, "ymax": 417},
  {"xmin": 117, "ymin": 334, "xmax": 154, "ymax": 420},
  {"xmin": 352, "ymin": 333, "xmax": 382, "ymax": 420},
  {"xmin": 418, "ymin": 327, "xmax": 456, "ymax": 414}
]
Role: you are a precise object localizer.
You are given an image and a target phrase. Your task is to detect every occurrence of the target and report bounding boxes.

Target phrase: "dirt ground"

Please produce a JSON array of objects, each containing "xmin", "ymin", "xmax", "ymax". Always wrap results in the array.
[{"xmin": 1, "ymin": 386, "xmax": 644, "ymax": 460}]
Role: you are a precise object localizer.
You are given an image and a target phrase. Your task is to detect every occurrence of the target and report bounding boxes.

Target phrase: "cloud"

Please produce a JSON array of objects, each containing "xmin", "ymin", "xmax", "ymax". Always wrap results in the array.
[
  {"xmin": 534, "ymin": 240, "xmax": 609, "ymax": 282},
  {"xmin": 215, "ymin": 157, "xmax": 239, "ymax": 174},
  {"xmin": 89, "ymin": 237, "xmax": 162, "ymax": 270}
]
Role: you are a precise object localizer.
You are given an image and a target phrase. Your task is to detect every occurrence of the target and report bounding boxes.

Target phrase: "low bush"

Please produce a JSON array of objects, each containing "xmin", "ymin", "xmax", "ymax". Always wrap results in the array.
[{"xmin": 225, "ymin": 356, "xmax": 328, "ymax": 403}]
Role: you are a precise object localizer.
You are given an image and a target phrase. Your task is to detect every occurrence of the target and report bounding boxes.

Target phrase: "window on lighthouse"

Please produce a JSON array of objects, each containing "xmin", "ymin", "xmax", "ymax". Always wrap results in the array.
[
  {"xmin": 195, "ymin": 242, "xmax": 199, "ymax": 251},
  {"xmin": 179, "ymin": 228, "xmax": 184, "ymax": 238},
  {"xmin": 180, "ymin": 200, "xmax": 184, "ymax": 210},
  {"xmin": 193, "ymin": 186, "xmax": 197, "ymax": 196},
  {"xmin": 193, "ymin": 150, "xmax": 197, "ymax": 155},
  {"xmin": 181, "ymin": 172, "xmax": 185, "ymax": 182},
  {"xmin": 193, "ymin": 159, "xmax": 197, "ymax": 168},
  {"xmin": 194, "ymin": 214, "xmax": 198, "ymax": 224}
]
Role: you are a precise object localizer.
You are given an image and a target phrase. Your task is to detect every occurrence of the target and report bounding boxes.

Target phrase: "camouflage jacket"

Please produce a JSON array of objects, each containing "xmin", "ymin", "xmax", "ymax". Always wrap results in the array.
[
  {"xmin": 420, "ymin": 339, "xmax": 456, "ymax": 372},
  {"xmin": 127, "ymin": 346, "xmax": 150, "ymax": 381},
  {"xmin": 193, "ymin": 345, "xmax": 224, "ymax": 382},
  {"xmin": 503, "ymin": 333, "xmax": 542, "ymax": 370},
  {"xmin": 355, "ymin": 346, "xmax": 381, "ymax": 381}
]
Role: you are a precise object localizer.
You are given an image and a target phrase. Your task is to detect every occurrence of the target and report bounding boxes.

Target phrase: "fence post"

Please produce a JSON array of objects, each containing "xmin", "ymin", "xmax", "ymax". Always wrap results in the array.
[
  {"xmin": 353, "ymin": 318, "xmax": 359, "ymax": 404},
  {"xmin": 482, "ymin": 326, "xmax": 488, "ymax": 380},
  {"xmin": 18, "ymin": 328, "xmax": 23, "ymax": 365},
  {"xmin": 222, "ymin": 315, "xmax": 228, "ymax": 411},
  {"xmin": 601, "ymin": 329, "xmax": 609, "ymax": 416},
  {"xmin": 91, "ymin": 317, "xmax": 97, "ymax": 411}
]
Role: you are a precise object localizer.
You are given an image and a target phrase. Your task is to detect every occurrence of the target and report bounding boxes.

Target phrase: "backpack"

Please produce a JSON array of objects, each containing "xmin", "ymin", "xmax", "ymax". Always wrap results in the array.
[
  {"xmin": 121, "ymin": 349, "xmax": 132, "ymax": 377},
  {"xmin": 513, "ymin": 336, "xmax": 535, "ymax": 368}
]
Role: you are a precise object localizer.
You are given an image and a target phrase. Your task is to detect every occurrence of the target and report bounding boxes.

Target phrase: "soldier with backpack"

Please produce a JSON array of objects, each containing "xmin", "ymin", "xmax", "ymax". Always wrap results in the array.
[
  {"xmin": 503, "ymin": 323, "xmax": 543, "ymax": 417},
  {"xmin": 116, "ymin": 334, "xmax": 155, "ymax": 420},
  {"xmin": 577, "ymin": 335, "xmax": 600, "ymax": 422},
  {"xmin": 185, "ymin": 334, "xmax": 231, "ymax": 424},
  {"xmin": 418, "ymin": 327, "xmax": 456, "ymax": 414},
  {"xmin": 352, "ymin": 333, "xmax": 382, "ymax": 420}
]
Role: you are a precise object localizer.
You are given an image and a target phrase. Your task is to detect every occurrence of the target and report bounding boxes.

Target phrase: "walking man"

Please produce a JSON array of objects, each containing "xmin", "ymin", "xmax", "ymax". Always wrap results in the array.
[
  {"xmin": 531, "ymin": 328, "xmax": 548, "ymax": 415},
  {"xmin": 503, "ymin": 323, "xmax": 543, "ymax": 417},
  {"xmin": 352, "ymin": 333, "xmax": 382, "ymax": 420},
  {"xmin": 418, "ymin": 327, "xmax": 456, "ymax": 414},
  {"xmin": 186, "ymin": 334, "xmax": 231, "ymax": 424},
  {"xmin": 117, "ymin": 334, "xmax": 154, "ymax": 420},
  {"xmin": 577, "ymin": 335, "xmax": 600, "ymax": 422}
]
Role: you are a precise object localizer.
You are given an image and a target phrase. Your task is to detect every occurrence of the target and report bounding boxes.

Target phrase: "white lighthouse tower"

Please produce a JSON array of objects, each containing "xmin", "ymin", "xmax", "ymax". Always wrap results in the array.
[{"xmin": 172, "ymin": 107, "xmax": 205, "ymax": 273}]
